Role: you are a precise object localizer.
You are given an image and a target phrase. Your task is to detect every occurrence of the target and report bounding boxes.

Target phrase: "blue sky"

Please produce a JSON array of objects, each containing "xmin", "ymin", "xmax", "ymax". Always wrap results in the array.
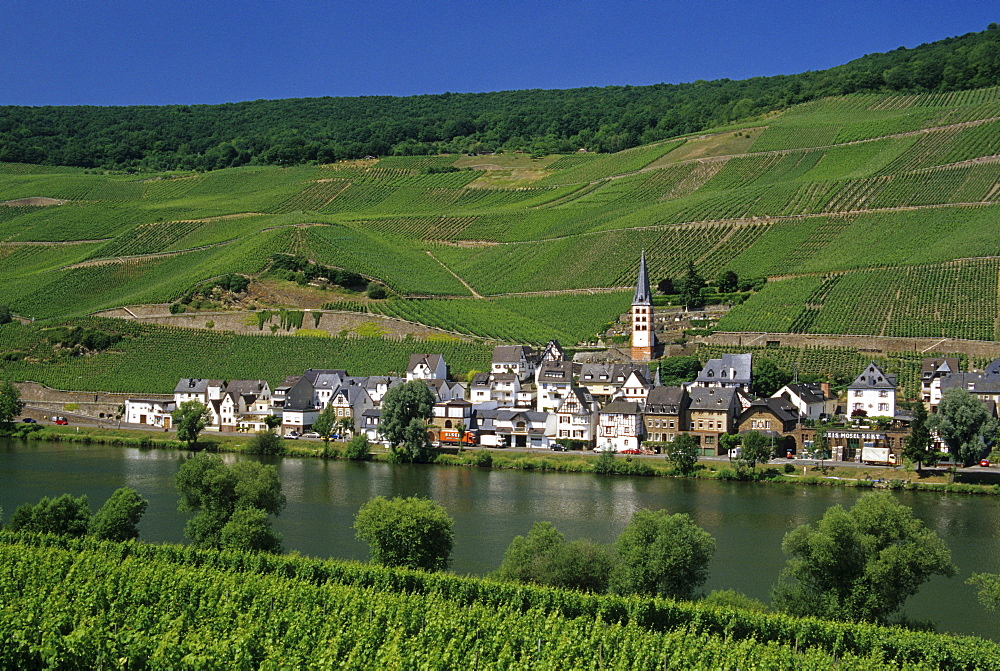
[{"xmin": 2, "ymin": 0, "xmax": 996, "ymax": 106}]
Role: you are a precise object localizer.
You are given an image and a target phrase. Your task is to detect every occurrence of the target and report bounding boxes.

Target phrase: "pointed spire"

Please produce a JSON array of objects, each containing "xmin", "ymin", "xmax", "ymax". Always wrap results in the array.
[{"xmin": 633, "ymin": 250, "xmax": 652, "ymax": 306}]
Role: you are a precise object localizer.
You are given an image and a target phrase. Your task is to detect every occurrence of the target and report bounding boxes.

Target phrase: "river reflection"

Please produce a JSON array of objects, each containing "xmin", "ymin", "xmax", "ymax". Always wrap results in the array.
[{"xmin": 1, "ymin": 438, "xmax": 998, "ymax": 639}]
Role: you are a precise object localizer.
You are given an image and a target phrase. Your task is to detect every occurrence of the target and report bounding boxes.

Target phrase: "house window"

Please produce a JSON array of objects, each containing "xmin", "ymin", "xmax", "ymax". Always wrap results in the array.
[
  {"xmin": 853, "ymin": 403, "xmax": 864, "ymax": 411},
  {"xmin": 698, "ymin": 421, "xmax": 704, "ymax": 429},
  {"xmin": 706, "ymin": 436, "xmax": 714, "ymax": 444},
  {"xmin": 853, "ymin": 390, "xmax": 862, "ymax": 397},
  {"xmin": 669, "ymin": 421, "xmax": 675, "ymax": 429},
  {"xmin": 879, "ymin": 390, "xmax": 888, "ymax": 398},
  {"xmin": 878, "ymin": 403, "xmax": 889, "ymax": 412}
]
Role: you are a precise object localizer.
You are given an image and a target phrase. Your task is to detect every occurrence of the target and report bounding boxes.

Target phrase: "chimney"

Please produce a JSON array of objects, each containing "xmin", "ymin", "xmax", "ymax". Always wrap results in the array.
[{"xmin": 821, "ymin": 382, "xmax": 831, "ymax": 398}]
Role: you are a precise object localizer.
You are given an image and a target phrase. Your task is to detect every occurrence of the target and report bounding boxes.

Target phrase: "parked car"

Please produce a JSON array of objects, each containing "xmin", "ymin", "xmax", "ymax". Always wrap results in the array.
[
  {"xmin": 621, "ymin": 448, "xmax": 642, "ymax": 455},
  {"xmin": 53, "ymin": 416, "xmax": 68, "ymax": 425},
  {"xmin": 21, "ymin": 418, "xmax": 37, "ymax": 423},
  {"xmin": 981, "ymin": 459, "xmax": 991, "ymax": 467},
  {"xmin": 282, "ymin": 431, "xmax": 300, "ymax": 440},
  {"xmin": 301, "ymin": 432, "xmax": 320, "ymax": 439},
  {"xmin": 550, "ymin": 444, "xmax": 567, "ymax": 452}
]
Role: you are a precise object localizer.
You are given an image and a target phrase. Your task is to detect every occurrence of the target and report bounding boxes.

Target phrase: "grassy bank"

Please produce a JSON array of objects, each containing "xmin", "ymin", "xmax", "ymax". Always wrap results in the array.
[{"xmin": 5, "ymin": 424, "xmax": 1000, "ymax": 496}]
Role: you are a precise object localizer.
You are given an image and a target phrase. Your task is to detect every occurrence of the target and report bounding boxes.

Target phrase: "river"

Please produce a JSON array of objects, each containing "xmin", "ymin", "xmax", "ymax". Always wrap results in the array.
[{"xmin": 2, "ymin": 438, "xmax": 998, "ymax": 639}]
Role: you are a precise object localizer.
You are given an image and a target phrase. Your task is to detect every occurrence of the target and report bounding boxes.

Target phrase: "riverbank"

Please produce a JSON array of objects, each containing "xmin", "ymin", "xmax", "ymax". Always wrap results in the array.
[{"xmin": 5, "ymin": 424, "xmax": 998, "ymax": 496}]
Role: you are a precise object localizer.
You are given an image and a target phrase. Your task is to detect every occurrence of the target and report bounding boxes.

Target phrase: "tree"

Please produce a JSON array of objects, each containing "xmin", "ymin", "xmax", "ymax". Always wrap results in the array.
[
  {"xmin": 715, "ymin": 269, "xmax": 739, "ymax": 293},
  {"xmin": 494, "ymin": 521, "xmax": 613, "ymax": 592},
  {"xmin": 678, "ymin": 261, "xmax": 706, "ymax": 311},
  {"xmin": 0, "ymin": 380, "xmax": 25, "ymax": 428},
  {"xmin": 263, "ymin": 414, "xmax": 281, "ymax": 430},
  {"xmin": 246, "ymin": 429, "xmax": 284, "ymax": 456},
  {"xmin": 354, "ymin": 496, "xmax": 454, "ymax": 571},
  {"xmin": 736, "ymin": 430, "xmax": 773, "ymax": 472},
  {"xmin": 968, "ymin": 572, "xmax": 1000, "ymax": 613},
  {"xmin": 171, "ymin": 400, "xmax": 213, "ymax": 450},
  {"xmin": 771, "ymin": 492, "xmax": 956, "ymax": 623},
  {"xmin": 929, "ymin": 387, "xmax": 996, "ymax": 466},
  {"xmin": 312, "ymin": 404, "xmax": 337, "ymax": 450},
  {"xmin": 903, "ymin": 401, "xmax": 939, "ymax": 471},
  {"xmin": 665, "ymin": 434, "xmax": 700, "ymax": 475},
  {"xmin": 656, "ymin": 356, "xmax": 702, "ymax": 385},
  {"xmin": 812, "ymin": 428, "xmax": 830, "ymax": 459},
  {"xmin": 380, "ymin": 380, "xmax": 435, "ymax": 463},
  {"xmin": 751, "ymin": 359, "xmax": 792, "ymax": 397},
  {"xmin": 344, "ymin": 435, "xmax": 371, "ymax": 460},
  {"xmin": 656, "ymin": 277, "xmax": 675, "ymax": 295},
  {"xmin": 455, "ymin": 421, "xmax": 467, "ymax": 451},
  {"xmin": 8, "ymin": 494, "xmax": 91, "ymax": 537},
  {"xmin": 220, "ymin": 507, "xmax": 283, "ymax": 553},
  {"xmin": 0, "ymin": 304, "xmax": 11, "ymax": 325},
  {"xmin": 175, "ymin": 453, "xmax": 286, "ymax": 550},
  {"xmin": 610, "ymin": 508, "xmax": 716, "ymax": 600},
  {"xmin": 89, "ymin": 487, "xmax": 148, "ymax": 541},
  {"xmin": 336, "ymin": 416, "xmax": 354, "ymax": 440}
]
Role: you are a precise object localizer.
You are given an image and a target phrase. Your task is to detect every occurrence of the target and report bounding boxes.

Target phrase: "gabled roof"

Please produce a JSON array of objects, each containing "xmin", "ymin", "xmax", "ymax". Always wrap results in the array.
[
  {"xmin": 303, "ymin": 369, "xmax": 348, "ymax": 384},
  {"xmin": 471, "ymin": 373, "xmax": 491, "ymax": 387},
  {"xmin": 739, "ymin": 397, "xmax": 799, "ymax": 425},
  {"xmin": 407, "ymin": 353, "xmax": 443, "ymax": 373},
  {"xmin": 644, "ymin": 386, "xmax": 687, "ymax": 414},
  {"xmin": 849, "ymin": 362, "xmax": 896, "ymax": 390},
  {"xmin": 774, "ymin": 382, "xmax": 835, "ymax": 405},
  {"xmin": 540, "ymin": 340, "xmax": 565, "ymax": 362},
  {"xmin": 495, "ymin": 409, "xmax": 547, "ymax": 423},
  {"xmin": 921, "ymin": 357, "xmax": 961, "ymax": 378},
  {"xmin": 556, "ymin": 387, "xmax": 595, "ymax": 414},
  {"xmin": 632, "ymin": 250, "xmax": 652, "ymax": 306},
  {"xmin": 619, "ymin": 369, "xmax": 652, "ymax": 389},
  {"xmin": 275, "ymin": 375, "xmax": 303, "ymax": 391},
  {"xmin": 695, "ymin": 353, "xmax": 752, "ymax": 385},
  {"xmin": 687, "ymin": 386, "xmax": 737, "ymax": 411},
  {"xmin": 174, "ymin": 378, "xmax": 223, "ymax": 394},
  {"xmin": 537, "ymin": 360, "xmax": 573, "ymax": 382},
  {"xmin": 492, "ymin": 345, "xmax": 535, "ymax": 364},
  {"xmin": 599, "ymin": 400, "xmax": 643, "ymax": 416}
]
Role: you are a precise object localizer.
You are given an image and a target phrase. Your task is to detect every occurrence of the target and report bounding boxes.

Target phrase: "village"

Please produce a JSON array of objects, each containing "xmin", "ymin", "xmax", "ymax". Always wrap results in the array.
[{"xmin": 121, "ymin": 253, "xmax": 998, "ymax": 465}]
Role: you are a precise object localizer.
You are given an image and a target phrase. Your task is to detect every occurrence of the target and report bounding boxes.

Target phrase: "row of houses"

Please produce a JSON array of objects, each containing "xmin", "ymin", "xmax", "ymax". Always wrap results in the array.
[{"xmin": 126, "ymin": 342, "xmax": 919, "ymax": 460}]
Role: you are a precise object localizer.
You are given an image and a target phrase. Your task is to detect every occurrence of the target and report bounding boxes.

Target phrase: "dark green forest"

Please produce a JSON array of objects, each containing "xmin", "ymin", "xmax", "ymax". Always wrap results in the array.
[{"xmin": 2, "ymin": 25, "xmax": 999, "ymax": 171}]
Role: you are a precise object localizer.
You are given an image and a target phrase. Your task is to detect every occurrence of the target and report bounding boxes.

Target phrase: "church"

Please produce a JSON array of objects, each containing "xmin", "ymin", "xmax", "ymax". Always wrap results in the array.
[{"xmin": 630, "ymin": 251, "xmax": 655, "ymax": 361}]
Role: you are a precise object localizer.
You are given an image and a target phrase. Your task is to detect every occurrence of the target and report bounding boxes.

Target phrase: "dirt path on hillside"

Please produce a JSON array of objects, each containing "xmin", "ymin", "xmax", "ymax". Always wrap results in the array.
[{"xmin": 424, "ymin": 250, "xmax": 482, "ymax": 298}]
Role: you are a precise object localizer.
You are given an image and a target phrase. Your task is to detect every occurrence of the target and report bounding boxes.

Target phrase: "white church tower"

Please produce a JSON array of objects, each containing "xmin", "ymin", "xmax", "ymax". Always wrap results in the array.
[{"xmin": 631, "ymin": 251, "xmax": 655, "ymax": 361}]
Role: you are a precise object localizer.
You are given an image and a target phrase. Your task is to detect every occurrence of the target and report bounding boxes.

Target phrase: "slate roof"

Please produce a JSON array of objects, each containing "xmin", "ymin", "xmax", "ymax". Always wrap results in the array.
[
  {"xmin": 775, "ymin": 382, "xmax": 835, "ymax": 405},
  {"xmin": 599, "ymin": 400, "xmax": 643, "ymax": 415},
  {"xmin": 849, "ymin": 362, "xmax": 897, "ymax": 390},
  {"xmin": 174, "ymin": 378, "xmax": 223, "ymax": 394},
  {"xmin": 303, "ymin": 369, "xmax": 348, "ymax": 384},
  {"xmin": 407, "ymin": 353, "xmax": 443, "ymax": 373},
  {"xmin": 739, "ymin": 397, "xmax": 800, "ymax": 425},
  {"xmin": 921, "ymin": 357, "xmax": 961, "ymax": 379},
  {"xmin": 492, "ymin": 345, "xmax": 535, "ymax": 364},
  {"xmin": 941, "ymin": 372, "xmax": 1000, "ymax": 394},
  {"xmin": 632, "ymin": 250, "xmax": 652, "ymax": 306},
  {"xmin": 275, "ymin": 375, "xmax": 302, "ymax": 391},
  {"xmin": 694, "ymin": 353, "xmax": 752, "ymax": 386},
  {"xmin": 556, "ymin": 387, "xmax": 595, "ymax": 414},
  {"xmin": 687, "ymin": 386, "xmax": 736, "ymax": 411},
  {"xmin": 537, "ymin": 361, "xmax": 573, "ymax": 382},
  {"xmin": 644, "ymin": 386, "xmax": 687, "ymax": 414},
  {"xmin": 224, "ymin": 379, "xmax": 268, "ymax": 396}
]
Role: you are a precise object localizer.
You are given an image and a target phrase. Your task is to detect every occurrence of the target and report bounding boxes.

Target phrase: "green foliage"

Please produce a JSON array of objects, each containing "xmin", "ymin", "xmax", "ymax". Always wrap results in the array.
[
  {"xmin": 679, "ymin": 260, "xmax": 705, "ymax": 310},
  {"xmin": 246, "ymin": 429, "xmax": 285, "ymax": 456},
  {"xmin": 701, "ymin": 589, "xmax": 769, "ymax": 612},
  {"xmin": 929, "ymin": 387, "xmax": 997, "ymax": 466},
  {"xmin": 494, "ymin": 521, "xmax": 613, "ymax": 593},
  {"xmin": 664, "ymin": 433, "xmax": 700, "ymax": 475},
  {"xmin": 170, "ymin": 400, "xmax": 212, "ymax": 449},
  {"xmin": 903, "ymin": 401, "xmax": 939, "ymax": 470},
  {"xmin": 751, "ymin": 359, "xmax": 792, "ymax": 396},
  {"xmin": 655, "ymin": 356, "xmax": 702, "ymax": 386},
  {"xmin": 736, "ymin": 431, "xmax": 774, "ymax": 472},
  {"xmin": 366, "ymin": 283, "xmax": 388, "ymax": 300},
  {"xmin": 968, "ymin": 572, "xmax": 1000, "ymax": 613},
  {"xmin": 0, "ymin": 304, "xmax": 11, "ymax": 325},
  {"xmin": 354, "ymin": 496, "xmax": 454, "ymax": 571},
  {"xmin": 311, "ymin": 404, "xmax": 337, "ymax": 448},
  {"xmin": 380, "ymin": 380, "xmax": 435, "ymax": 463},
  {"xmin": 8, "ymin": 494, "xmax": 91, "ymax": 537},
  {"xmin": 219, "ymin": 507, "xmax": 283, "ymax": 554},
  {"xmin": 610, "ymin": 508, "xmax": 716, "ymax": 600},
  {"xmin": 344, "ymin": 435, "xmax": 371, "ymax": 461},
  {"xmin": 0, "ymin": 380, "xmax": 25, "ymax": 426},
  {"xmin": 772, "ymin": 492, "xmax": 957, "ymax": 623},
  {"xmin": 1, "ymin": 532, "xmax": 997, "ymax": 668},
  {"xmin": 88, "ymin": 487, "xmax": 147, "ymax": 542},
  {"xmin": 174, "ymin": 453, "xmax": 286, "ymax": 550}
]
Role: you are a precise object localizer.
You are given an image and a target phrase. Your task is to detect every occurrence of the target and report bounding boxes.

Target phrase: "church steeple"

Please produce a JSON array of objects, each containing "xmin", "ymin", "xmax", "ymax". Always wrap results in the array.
[
  {"xmin": 630, "ymin": 250, "xmax": 655, "ymax": 361},
  {"xmin": 633, "ymin": 250, "xmax": 652, "ymax": 306}
]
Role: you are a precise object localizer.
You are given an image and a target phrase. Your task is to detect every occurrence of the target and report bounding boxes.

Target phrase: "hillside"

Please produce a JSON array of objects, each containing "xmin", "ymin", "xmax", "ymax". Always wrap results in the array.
[
  {"xmin": 1, "ymin": 25, "xmax": 999, "ymax": 170},
  {"xmin": 4, "ymin": 84, "xmax": 1000, "ymax": 353},
  {"xmin": 2, "ymin": 533, "xmax": 997, "ymax": 668}
]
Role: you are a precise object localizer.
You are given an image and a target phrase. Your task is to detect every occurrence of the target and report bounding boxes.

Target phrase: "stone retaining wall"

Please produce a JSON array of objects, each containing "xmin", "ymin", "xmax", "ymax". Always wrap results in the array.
[
  {"xmin": 698, "ymin": 332, "xmax": 1000, "ymax": 360},
  {"xmin": 14, "ymin": 382, "xmax": 172, "ymax": 419}
]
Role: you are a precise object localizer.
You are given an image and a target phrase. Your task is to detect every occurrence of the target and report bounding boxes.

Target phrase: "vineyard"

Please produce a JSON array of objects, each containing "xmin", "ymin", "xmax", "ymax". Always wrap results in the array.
[
  {"xmin": 1, "ymin": 533, "xmax": 995, "ymax": 669},
  {"xmin": 0, "ymin": 319, "xmax": 492, "ymax": 393},
  {"xmin": 4, "ymin": 86, "xmax": 1000, "ymax": 348}
]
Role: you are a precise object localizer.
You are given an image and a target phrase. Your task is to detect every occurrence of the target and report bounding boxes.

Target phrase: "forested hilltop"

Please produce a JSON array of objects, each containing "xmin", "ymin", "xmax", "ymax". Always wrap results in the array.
[{"xmin": 2, "ymin": 25, "xmax": 1000, "ymax": 170}]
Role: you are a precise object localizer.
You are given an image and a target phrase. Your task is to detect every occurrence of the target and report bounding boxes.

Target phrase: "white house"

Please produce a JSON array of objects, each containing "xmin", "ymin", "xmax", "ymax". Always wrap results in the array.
[
  {"xmin": 688, "ymin": 353, "xmax": 752, "ymax": 391},
  {"xmin": 492, "ymin": 345, "xmax": 537, "ymax": 381},
  {"xmin": 491, "ymin": 373, "xmax": 521, "ymax": 407},
  {"xmin": 535, "ymin": 361, "xmax": 574, "ymax": 413},
  {"xmin": 469, "ymin": 373, "xmax": 493, "ymax": 405},
  {"xmin": 771, "ymin": 382, "xmax": 837, "ymax": 421},
  {"xmin": 921, "ymin": 357, "xmax": 961, "ymax": 412},
  {"xmin": 848, "ymin": 362, "xmax": 897, "ymax": 418},
  {"xmin": 613, "ymin": 369, "xmax": 654, "ymax": 406},
  {"xmin": 554, "ymin": 387, "xmax": 599, "ymax": 445},
  {"xmin": 406, "ymin": 354, "xmax": 447, "ymax": 381},
  {"xmin": 494, "ymin": 409, "xmax": 550, "ymax": 449},
  {"xmin": 596, "ymin": 400, "xmax": 644, "ymax": 452},
  {"xmin": 124, "ymin": 398, "xmax": 175, "ymax": 428}
]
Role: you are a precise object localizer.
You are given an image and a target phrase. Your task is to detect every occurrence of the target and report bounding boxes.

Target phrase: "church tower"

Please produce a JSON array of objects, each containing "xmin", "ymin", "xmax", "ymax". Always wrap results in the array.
[{"xmin": 631, "ymin": 251, "xmax": 655, "ymax": 361}]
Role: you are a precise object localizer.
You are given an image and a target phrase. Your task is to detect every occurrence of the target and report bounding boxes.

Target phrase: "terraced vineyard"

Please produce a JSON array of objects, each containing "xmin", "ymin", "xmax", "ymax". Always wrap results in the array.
[{"xmin": 4, "ymin": 86, "xmax": 1000, "ymax": 349}]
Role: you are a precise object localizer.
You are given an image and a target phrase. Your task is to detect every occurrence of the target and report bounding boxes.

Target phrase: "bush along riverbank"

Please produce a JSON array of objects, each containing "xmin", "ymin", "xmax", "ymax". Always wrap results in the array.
[{"xmin": 4, "ymin": 423, "xmax": 999, "ymax": 495}]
